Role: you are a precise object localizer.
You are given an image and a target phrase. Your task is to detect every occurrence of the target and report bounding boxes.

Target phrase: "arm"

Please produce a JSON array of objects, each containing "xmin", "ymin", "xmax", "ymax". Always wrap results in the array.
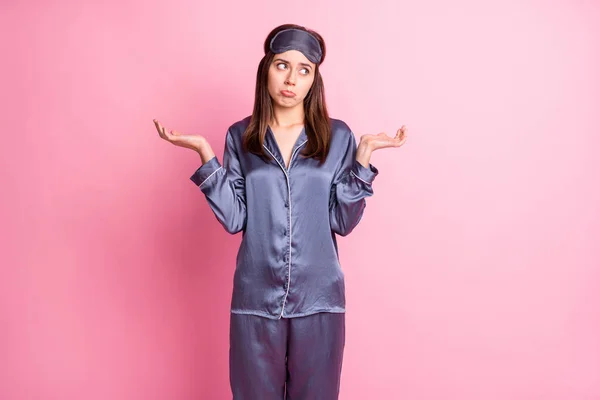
[
  {"xmin": 329, "ymin": 130, "xmax": 378, "ymax": 236},
  {"xmin": 190, "ymin": 129, "xmax": 247, "ymax": 234}
]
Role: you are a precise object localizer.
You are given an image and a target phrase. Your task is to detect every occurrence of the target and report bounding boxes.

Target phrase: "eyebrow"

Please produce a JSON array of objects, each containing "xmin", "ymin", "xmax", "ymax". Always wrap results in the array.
[{"xmin": 273, "ymin": 58, "xmax": 313, "ymax": 69}]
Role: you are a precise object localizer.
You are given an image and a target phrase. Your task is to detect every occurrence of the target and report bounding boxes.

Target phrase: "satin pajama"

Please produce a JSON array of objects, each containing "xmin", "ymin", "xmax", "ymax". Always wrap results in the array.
[{"xmin": 229, "ymin": 312, "xmax": 345, "ymax": 399}]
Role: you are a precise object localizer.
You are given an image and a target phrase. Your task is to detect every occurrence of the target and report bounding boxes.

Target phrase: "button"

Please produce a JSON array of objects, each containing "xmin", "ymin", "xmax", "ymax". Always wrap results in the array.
[{"xmin": 284, "ymin": 202, "xmax": 289, "ymax": 208}]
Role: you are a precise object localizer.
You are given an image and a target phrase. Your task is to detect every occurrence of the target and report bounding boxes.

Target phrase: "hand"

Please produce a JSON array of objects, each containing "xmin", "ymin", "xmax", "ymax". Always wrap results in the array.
[
  {"xmin": 360, "ymin": 125, "xmax": 408, "ymax": 152},
  {"xmin": 153, "ymin": 119, "xmax": 209, "ymax": 153}
]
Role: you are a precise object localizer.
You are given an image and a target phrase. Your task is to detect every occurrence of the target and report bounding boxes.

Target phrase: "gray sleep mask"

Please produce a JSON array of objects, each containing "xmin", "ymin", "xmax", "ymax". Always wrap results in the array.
[{"xmin": 269, "ymin": 28, "xmax": 323, "ymax": 64}]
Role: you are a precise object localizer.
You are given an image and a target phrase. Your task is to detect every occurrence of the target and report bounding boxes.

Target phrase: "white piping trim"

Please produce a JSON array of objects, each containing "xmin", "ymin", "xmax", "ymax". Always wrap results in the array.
[
  {"xmin": 350, "ymin": 170, "xmax": 373, "ymax": 186},
  {"xmin": 263, "ymin": 140, "xmax": 308, "ymax": 319},
  {"xmin": 199, "ymin": 166, "xmax": 223, "ymax": 188}
]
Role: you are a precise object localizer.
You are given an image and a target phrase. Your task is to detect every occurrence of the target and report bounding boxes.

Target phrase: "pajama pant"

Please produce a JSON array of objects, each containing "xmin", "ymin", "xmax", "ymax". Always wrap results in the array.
[{"xmin": 229, "ymin": 311, "xmax": 346, "ymax": 400}]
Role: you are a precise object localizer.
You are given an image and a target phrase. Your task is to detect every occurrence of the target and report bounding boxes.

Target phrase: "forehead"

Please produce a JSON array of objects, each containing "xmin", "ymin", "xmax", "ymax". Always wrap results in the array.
[{"xmin": 274, "ymin": 50, "xmax": 314, "ymax": 67}]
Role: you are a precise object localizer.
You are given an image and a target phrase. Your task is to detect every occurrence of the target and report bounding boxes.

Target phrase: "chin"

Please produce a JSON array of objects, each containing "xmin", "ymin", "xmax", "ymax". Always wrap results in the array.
[{"xmin": 276, "ymin": 99, "xmax": 301, "ymax": 108}]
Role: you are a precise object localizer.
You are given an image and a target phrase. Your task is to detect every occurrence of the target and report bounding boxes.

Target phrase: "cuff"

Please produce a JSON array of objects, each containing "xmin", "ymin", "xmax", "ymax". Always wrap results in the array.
[
  {"xmin": 350, "ymin": 159, "xmax": 378, "ymax": 185},
  {"xmin": 190, "ymin": 156, "xmax": 222, "ymax": 187}
]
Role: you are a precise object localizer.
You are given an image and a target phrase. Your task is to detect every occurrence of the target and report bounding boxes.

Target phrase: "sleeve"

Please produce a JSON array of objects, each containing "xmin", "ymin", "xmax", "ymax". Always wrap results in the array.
[
  {"xmin": 190, "ymin": 129, "xmax": 247, "ymax": 234},
  {"xmin": 329, "ymin": 130, "xmax": 379, "ymax": 236}
]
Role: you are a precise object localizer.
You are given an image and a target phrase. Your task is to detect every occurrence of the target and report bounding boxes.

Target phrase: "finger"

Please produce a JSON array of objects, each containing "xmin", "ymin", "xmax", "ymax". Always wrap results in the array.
[
  {"xmin": 154, "ymin": 120, "xmax": 163, "ymax": 136},
  {"xmin": 161, "ymin": 126, "xmax": 171, "ymax": 140},
  {"xmin": 399, "ymin": 126, "xmax": 407, "ymax": 138},
  {"xmin": 156, "ymin": 121, "xmax": 168, "ymax": 138},
  {"xmin": 169, "ymin": 129, "xmax": 180, "ymax": 140},
  {"xmin": 157, "ymin": 126, "xmax": 167, "ymax": 140},
  {"xmin": 166, "ymin": 128, "xmax": 180, "ymax": 142}
]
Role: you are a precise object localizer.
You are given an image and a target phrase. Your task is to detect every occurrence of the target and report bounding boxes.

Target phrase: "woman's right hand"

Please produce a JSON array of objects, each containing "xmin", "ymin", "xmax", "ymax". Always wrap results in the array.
[{"xmin": 153, "ymin": 119, "xmax": 215, "ymax": 163}]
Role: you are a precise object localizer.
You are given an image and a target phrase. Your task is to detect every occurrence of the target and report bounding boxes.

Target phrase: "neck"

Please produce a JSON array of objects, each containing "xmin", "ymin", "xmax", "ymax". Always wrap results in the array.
[{"xmin": 271, "ymin": 103, "xmax": 305, "ymax": 128}]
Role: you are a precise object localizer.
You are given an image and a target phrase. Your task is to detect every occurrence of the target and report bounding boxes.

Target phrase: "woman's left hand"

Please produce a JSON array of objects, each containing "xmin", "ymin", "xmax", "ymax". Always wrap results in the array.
[{"xmin": 360, "ymin": 125, "xmax": 408, "ymax": 152}]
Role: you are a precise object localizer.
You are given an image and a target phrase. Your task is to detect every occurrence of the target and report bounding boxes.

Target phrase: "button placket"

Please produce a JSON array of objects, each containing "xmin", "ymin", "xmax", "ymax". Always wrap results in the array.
[{"xmin": 262, "ymin": 139, "xmax": 308, "ymax": 319}]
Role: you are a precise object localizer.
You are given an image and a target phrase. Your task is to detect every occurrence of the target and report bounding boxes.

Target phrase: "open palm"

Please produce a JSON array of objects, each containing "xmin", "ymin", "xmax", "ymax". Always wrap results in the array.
[
  {"xmin": 153, "ymin": 119, "xmax": 207, "ymax": 152},
  {"xmin": 362, "ymin": 125, "xmax": 407, "ymax": 151}
]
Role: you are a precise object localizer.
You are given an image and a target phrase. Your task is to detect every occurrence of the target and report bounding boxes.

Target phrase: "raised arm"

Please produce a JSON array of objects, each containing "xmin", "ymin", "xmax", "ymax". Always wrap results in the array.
[
  {"xmin": 329, "ymin": 131, "xmax": 379, "ymax": 236},
  {"xmin": 190, "ymin": 129, "xmax": 247, "ymax": 234}
]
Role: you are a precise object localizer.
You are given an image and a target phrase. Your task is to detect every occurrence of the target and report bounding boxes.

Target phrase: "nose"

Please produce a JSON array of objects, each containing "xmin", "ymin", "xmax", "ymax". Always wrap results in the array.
[{"xmin": 285, "ymin": 70, "xmax": 297, "ymax": 86}]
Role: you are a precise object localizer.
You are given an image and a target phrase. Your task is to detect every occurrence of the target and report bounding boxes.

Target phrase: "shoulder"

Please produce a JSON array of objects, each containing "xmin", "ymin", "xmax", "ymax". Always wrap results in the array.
[
  {"xmin": 227, "ymin": 115, "xmax": 252, "ymax": 137},
  {"xmin": 329, "ymin": 117, "xmax": 356, "ymax": 146},
  {"xmin": 221, "ymin": 115, "xmax": 252, "ymax": 147},
  {"xmin": 330, "ymin": 117, "xmax": 351, "ymax": 132}
]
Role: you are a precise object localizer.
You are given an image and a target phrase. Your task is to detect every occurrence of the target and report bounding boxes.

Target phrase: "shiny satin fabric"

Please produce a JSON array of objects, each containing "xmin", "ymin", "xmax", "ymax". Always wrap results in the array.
[
  {"xmin": 190, "ymin": 116, "xmax": 378, "ymax": 320},
  {"xmin": 269, "ymin": 28, "xmax": 323, "ymax": 64},
  {"xmin": 229, "ymin": 312, "xmax": 345, "ymax": 400}
]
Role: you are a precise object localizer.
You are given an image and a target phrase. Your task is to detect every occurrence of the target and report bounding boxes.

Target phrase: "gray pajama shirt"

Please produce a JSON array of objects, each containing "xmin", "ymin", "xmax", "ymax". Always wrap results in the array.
[{"xmin": 190, "ymin": 115, "xmax": 378, "ymax": 398}]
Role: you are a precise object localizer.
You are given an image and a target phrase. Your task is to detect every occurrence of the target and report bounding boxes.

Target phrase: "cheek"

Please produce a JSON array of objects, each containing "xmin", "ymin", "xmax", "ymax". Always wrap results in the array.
[
  {"xmin": 269, "ymin": 69, "xmax": 284, "ymax": 84},
  {"xmin": 301, "ymin": 77, "xmax": 315, "ymax": 94}
]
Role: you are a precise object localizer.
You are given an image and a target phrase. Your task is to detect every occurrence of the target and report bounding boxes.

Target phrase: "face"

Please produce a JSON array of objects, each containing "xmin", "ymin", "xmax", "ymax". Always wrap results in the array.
[{"xmin": 267, "ymin": 50, "xmax": 316, "ymax": 109}]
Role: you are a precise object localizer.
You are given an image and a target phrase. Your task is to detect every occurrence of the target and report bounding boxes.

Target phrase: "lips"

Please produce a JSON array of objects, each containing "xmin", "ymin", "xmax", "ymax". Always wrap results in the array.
[{"xmin": 281, "ymin": 90, "xmax": 296, "ymax": 97}]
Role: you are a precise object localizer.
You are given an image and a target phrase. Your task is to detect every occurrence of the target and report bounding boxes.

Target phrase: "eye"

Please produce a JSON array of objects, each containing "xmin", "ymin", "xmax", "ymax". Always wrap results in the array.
[{"xmin": 275, "ymin": 62, "xmax": 310, "ymax": 75}]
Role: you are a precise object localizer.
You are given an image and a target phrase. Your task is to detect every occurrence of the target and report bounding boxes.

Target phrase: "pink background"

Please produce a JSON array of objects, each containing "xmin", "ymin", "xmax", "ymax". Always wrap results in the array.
[{"xmin": 2, "ymin": 1, "xmax": 599, "ymax": 399}]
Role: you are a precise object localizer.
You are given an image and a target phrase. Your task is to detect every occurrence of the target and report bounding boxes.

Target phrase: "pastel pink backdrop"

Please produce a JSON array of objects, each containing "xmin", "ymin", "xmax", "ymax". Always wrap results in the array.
[{"xmin": 1, "ymin": 1, "xmax": 599, "ymax": 399}]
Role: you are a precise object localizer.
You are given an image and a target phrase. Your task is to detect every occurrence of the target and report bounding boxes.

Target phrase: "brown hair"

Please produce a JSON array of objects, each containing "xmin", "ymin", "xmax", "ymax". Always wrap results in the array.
[{"xmin": 242, "ymin": 24, "xmax": 332, "ymax": 165}]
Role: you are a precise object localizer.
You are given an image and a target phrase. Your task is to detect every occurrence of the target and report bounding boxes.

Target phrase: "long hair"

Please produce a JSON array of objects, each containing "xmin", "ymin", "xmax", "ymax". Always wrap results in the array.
[{"xmin": 242, "ymin": 24, "xmax": 332, "ymax": 165}]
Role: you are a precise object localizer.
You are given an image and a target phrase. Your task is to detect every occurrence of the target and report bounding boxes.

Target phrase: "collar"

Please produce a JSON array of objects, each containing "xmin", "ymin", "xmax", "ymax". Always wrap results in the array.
[{"xmin": 263, "ymin": 125, "xmax": 308, "ymax": 169}]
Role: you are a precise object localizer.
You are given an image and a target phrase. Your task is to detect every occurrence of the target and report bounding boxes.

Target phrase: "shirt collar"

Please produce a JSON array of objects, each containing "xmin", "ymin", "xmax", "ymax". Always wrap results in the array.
[{"xmin": 264, "ymin": 125, "xmax": 308, "ymax": 168}]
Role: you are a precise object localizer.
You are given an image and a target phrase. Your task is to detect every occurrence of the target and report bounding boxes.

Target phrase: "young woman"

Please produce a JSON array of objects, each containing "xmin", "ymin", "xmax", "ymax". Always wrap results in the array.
[{"xmin": 154, "ymin": 23, "xmax": 407, "ymax": 400}]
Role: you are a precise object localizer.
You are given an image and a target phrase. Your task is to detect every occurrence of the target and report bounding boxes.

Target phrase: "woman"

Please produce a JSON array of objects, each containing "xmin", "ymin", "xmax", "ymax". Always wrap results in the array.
[{"xmin": 154, "ymin": 23, "xmax": 407, "ymax": 400}]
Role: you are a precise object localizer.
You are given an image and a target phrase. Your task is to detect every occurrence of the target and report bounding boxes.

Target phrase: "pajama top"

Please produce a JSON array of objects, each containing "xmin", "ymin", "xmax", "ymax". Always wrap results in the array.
[{"xmin": 190, "ymin": 116, "xmax": 378, "ymax": 320}]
